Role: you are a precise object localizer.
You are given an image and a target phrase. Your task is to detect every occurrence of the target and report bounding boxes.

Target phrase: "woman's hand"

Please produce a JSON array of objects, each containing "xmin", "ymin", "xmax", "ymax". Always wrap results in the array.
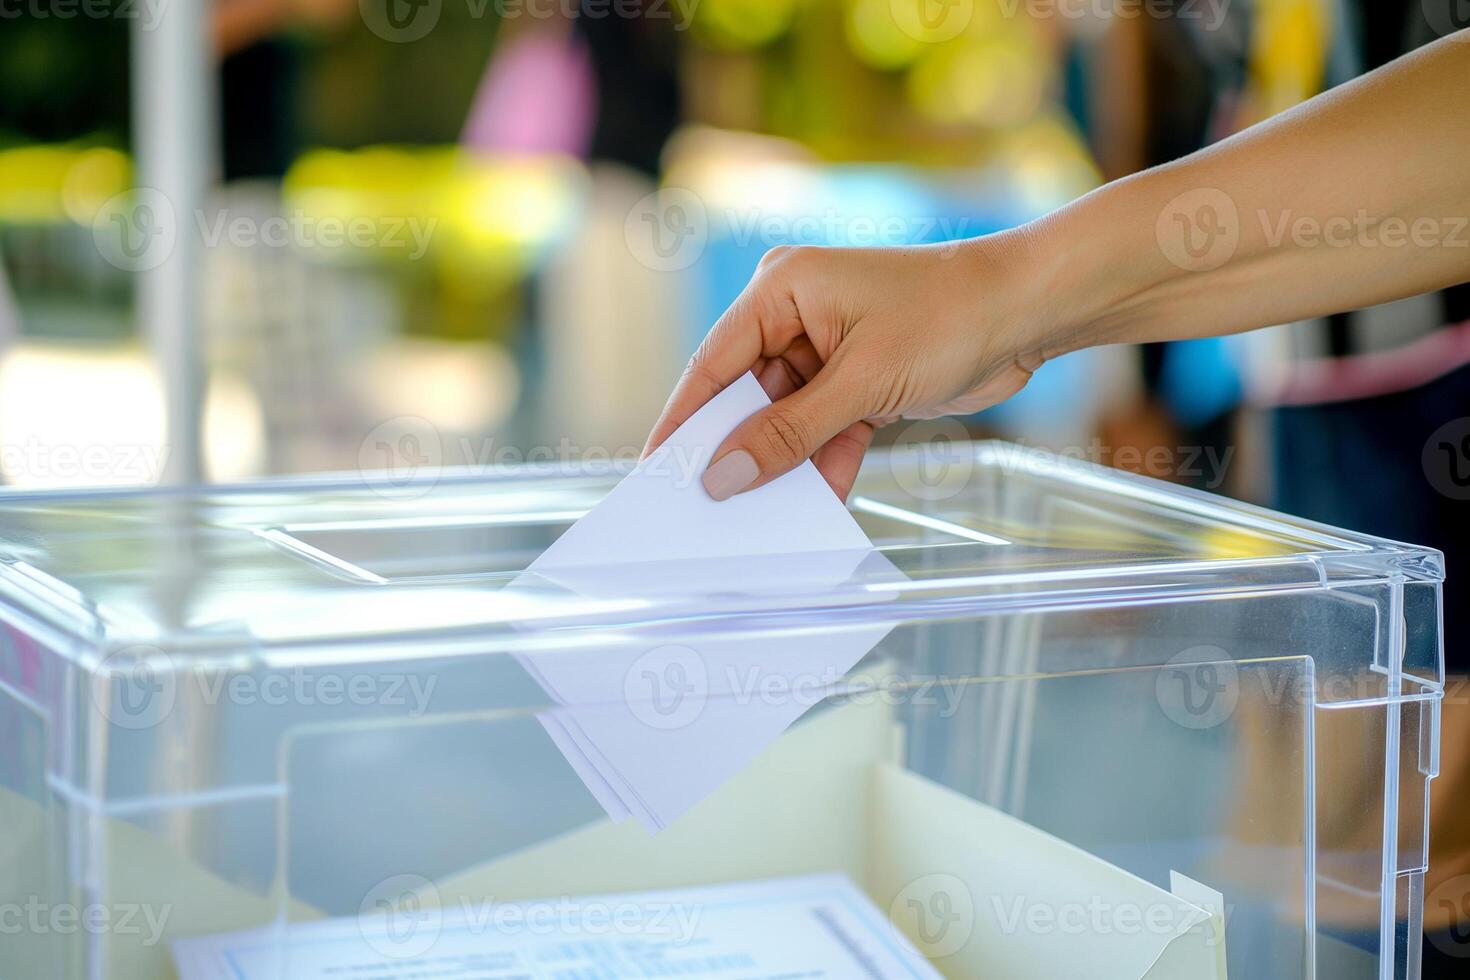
[
  {"xmin": 644, "ymin": 32, "xmax": 1470, "ymax": 503},
  {"xmin": 642, "ymin": 234, "xmax": 1070, "ymax": 501}
]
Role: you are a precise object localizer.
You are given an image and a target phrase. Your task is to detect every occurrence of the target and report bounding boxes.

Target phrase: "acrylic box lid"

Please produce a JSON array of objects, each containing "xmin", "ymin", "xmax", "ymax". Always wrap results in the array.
[{"xmin": 0, "ymin": 442, "xmax": 1442, "ymax": 665}]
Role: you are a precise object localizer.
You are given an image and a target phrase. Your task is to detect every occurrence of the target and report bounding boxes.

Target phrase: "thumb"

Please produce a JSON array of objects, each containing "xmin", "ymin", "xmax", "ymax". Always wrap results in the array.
[{"xmin": 701, "ymin": 367, "xmax": 866, "ymax": 501}]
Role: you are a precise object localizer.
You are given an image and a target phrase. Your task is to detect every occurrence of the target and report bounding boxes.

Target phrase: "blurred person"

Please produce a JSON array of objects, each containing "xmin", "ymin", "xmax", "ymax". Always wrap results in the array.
[
  {"xmin": 1075, "ymin": 26, "xmax": 1470, "ymax": 953},
  {"xmin": 1072, "ymin": 1, "xmax": 1262, "ymax": 492},
  {"xmin": 461, "ymin": 1, "xmax": 681, "ymax": 175},
  {"xmin": 214, "ymin": 0, "xmax": 357, "ymax": 179},
  {"xmin": 645, "ymin": 31, "xmax": 1470, "ymax": 967},
  {"xmin": 643, "ymin": 33, "xmax": 1470, "ymax": 505},
  {"xmin": 1262, "ymin": 5, "xmax": 1470, "ymax": 972},
  {"xmin": 462, "ymin": 3, "xmax": 687, "ymax": 452}
]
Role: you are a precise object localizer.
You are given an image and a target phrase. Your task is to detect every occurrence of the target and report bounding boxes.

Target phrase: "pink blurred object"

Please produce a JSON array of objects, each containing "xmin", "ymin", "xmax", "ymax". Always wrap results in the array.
[{"xmin": 462, "ymin": 31, "xmax": 597, "ymax": 157}]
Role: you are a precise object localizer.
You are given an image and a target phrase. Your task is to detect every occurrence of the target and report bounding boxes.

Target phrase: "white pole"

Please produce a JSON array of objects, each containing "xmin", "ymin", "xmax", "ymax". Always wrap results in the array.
[{"xmin": 132, "ymin": 0, "xmax": 212, "ymax": 485}]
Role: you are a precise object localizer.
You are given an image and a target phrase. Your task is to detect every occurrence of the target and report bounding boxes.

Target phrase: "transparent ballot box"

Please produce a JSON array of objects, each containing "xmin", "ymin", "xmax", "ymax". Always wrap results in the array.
[{"xmin": 0, "ymin": 444, "xmax": 1444, "ymax": 979}]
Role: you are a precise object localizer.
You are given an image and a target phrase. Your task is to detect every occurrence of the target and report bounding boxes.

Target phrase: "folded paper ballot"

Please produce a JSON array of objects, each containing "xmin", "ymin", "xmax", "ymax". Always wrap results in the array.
[
  {"xmin": 171, "ymin": 873, "xmax": 943, "ymax": 979},
  {"xmin": 511, "ymin": 372, "xmax": 902, "ymax": 832}
]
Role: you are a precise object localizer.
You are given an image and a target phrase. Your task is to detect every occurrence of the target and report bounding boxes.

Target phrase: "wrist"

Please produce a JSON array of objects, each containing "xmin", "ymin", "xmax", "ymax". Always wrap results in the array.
[{"xmin": 1016, "ymin": 168, "xmax": 1196, "ymax": 353}]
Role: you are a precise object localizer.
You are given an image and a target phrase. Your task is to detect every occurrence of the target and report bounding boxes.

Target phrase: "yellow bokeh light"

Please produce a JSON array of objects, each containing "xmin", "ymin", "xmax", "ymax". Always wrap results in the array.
[
  {"xmin": 61, "ymin": 148, "xmax": 132, "ymax": 226},
  {"xmin": 283, "ymin": 147, "xmax": 584, "ymax": 267},
  {"xmin": 906, "ymin": 31, "xmax": 1046, "ymax": 127},
  {"xmin": 693, "ymin": 0, "xmax": 800, "ymax": 50},
  {"xmin": 845, "ymin": 0, "xmax": 924, "ymax": 70}
]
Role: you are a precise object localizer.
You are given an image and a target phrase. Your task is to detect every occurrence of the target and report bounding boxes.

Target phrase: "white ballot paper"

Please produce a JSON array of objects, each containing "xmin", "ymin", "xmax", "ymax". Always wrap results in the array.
[
  {"xmin": 511, "ymin": 372, "xmax": 901, "ymax": 832},
  {"xmin": 172, "ymin": 873, "xmax": 943, "ymax": 980}
]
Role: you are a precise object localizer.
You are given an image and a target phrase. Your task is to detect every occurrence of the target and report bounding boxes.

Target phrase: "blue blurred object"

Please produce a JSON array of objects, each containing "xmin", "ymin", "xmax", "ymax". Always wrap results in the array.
[
  {"xmin": 1159, "ymin": 337, "xmax": 1244, "ymax": 429},
  {"xmin": 677, "ymin": 164, "xmax": 1134, "ymax": 440},
  {"xmin": 683, "ymin": 166, "xmax": 1027, "ymax": 353}
]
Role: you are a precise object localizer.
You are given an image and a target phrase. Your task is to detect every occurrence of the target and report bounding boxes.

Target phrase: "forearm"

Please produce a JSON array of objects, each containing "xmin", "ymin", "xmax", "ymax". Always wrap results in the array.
[{"xmin": 1022, "ymin": 31, "xmax": 1470, "ymax": 355}]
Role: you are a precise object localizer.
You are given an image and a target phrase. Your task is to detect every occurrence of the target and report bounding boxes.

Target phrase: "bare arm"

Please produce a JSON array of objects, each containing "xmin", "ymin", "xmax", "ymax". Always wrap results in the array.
[
  {"xmin": 647, "ymin": 32, "xmax": 1470, "ymax": 502},
  {"xmin": 1037, "ymin": 30, "xmax": 1470, "ymax": 352}
]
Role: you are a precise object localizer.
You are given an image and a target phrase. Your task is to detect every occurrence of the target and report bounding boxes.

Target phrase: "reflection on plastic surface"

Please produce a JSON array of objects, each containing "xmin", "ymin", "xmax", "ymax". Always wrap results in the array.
[
  {"xmin": 512, "ymin": 372, "xmax": 902, "ymax": 831},
  {"xmin": 171, "ymin": 874, "xmax": 942, "ymax": 979}
]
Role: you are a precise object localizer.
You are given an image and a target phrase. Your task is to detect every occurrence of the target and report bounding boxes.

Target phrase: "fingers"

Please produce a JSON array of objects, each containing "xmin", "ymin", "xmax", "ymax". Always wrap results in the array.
[
  {"xmin": 642, "ymin": 250, "xmax": 807, "ymax": 458},
  {"xmin": 642, "ymin": 359, "xmax": 730, "ymax": 460},
  {"xmin": 812, "ymin": 420, "xmax": 876, "ymax": 501},
  {"xmin": 701, "ymin": 363, "xmax": 869, "ymax": 501}
]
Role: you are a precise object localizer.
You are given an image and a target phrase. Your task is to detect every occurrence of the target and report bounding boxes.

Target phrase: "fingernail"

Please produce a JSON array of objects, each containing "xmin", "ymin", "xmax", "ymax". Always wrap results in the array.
[{"xmin": 703, "ymin": 450, "xmax": 758, "ymax": 501}]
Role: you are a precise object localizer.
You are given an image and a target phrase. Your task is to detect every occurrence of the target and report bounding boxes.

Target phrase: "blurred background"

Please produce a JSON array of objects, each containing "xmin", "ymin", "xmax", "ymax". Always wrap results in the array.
[
  {"xmin": 2, "ymin": 0, "xmax": 1468, "ymax": 969},
  {"xmin": 0, "ymin": 0, "xmax": 1377, "ymax": 492}
]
